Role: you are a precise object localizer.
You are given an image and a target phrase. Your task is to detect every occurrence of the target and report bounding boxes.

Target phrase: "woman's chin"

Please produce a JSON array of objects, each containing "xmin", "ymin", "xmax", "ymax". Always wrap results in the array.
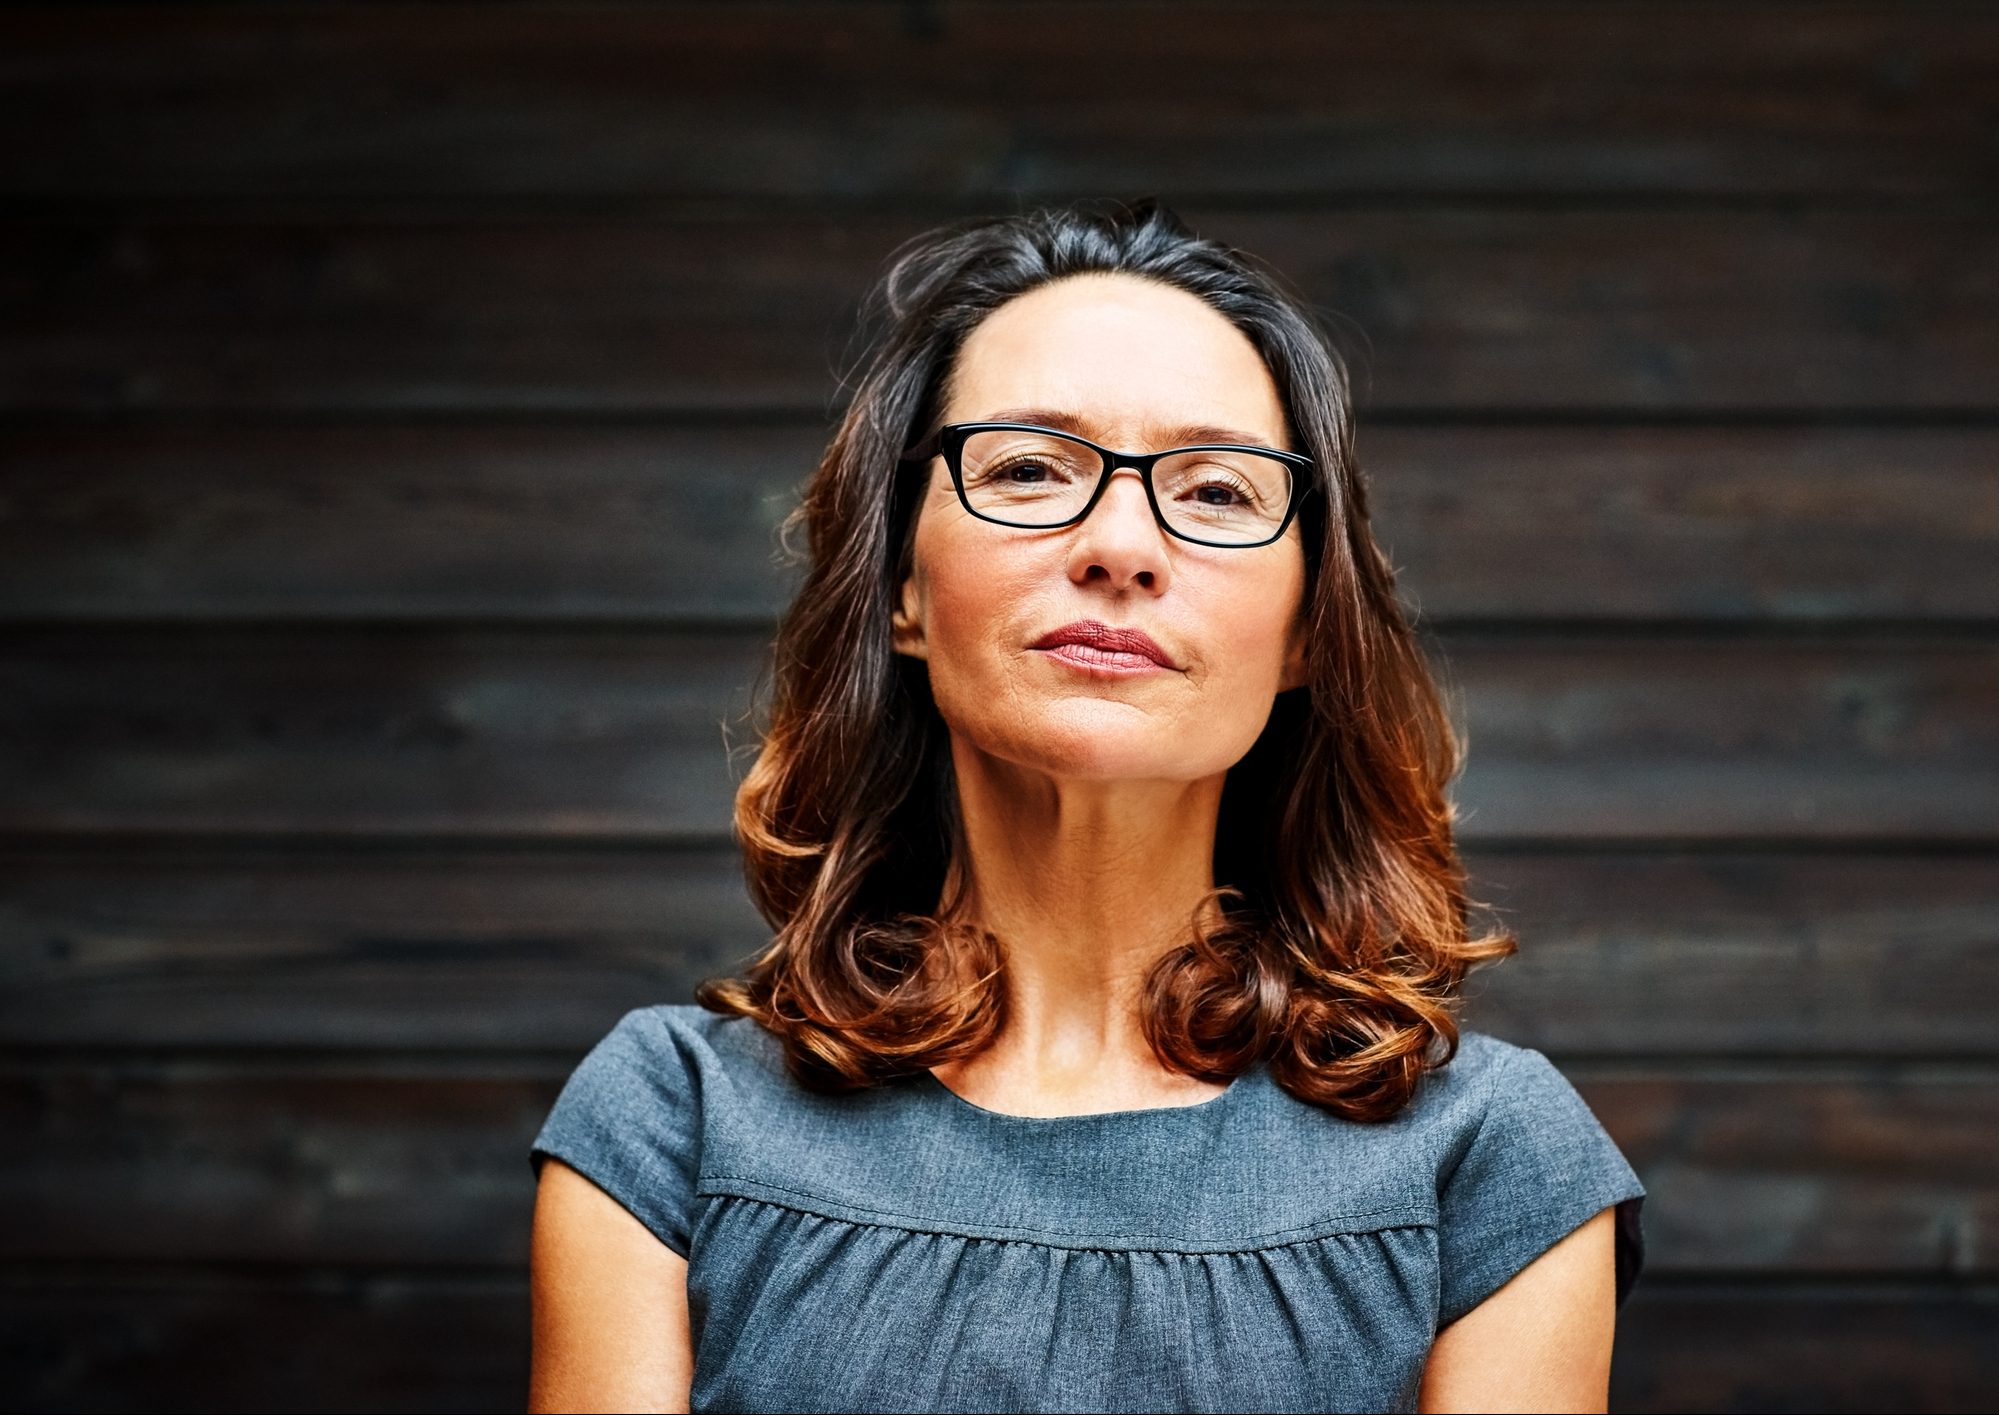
[{"xmin": 980, "ymin": 719, "xmax": 1227, "ymax": 784}]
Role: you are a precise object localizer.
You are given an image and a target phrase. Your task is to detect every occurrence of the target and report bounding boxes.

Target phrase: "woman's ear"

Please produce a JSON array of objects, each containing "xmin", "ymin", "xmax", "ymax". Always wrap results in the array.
[{"xmin": 890, "ymin": 566, "xmax": 928, "ymax": 660}]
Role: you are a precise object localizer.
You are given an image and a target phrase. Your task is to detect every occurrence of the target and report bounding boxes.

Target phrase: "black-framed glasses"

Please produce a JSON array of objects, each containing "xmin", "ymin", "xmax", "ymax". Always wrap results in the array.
[{"xmin": 898, "ymin": 421, "xmax": 1311, "ymax": 548}]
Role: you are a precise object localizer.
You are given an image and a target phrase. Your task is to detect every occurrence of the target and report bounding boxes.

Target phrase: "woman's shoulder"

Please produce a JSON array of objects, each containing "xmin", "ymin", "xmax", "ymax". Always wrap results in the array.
[
  {"xmin": 1250, "ymin": 1029, "xmax": 1636, "ymax": 1211},
  {"xmin": 1417, "ymin": 1028, "xmax": 1574, "ymax": 1122},
  {"xmin": 1410, "ymin": 1027, "xmax": 1534, "ymax": 1105},
  {"xmin": 1280, "ymin": 1028, "xmax": 1546, "ymax": 1147},
  {"xmin": 1430, "ymin": 1029, "xmax": 1616, "ymax": 1139},
  {"xmin": 590, "ymin": 1000, "xmax": 774, "ymax": 1063},
  {"xmin": 535, "ymin": 1005, "xmax": 785, "ymax": 1155},
  {"xmin": 529, "ymin": 1003, "xmax": 788, "ymax": 1254},
  {"xmin": 565, "ymin": 1002, "xmax": 793, "ymax": 1114},
  {"xmin": 1411, "ymin": 1029, "xmax": 1649, "ymax": 1323},
  {"xmin": 1391, "ymin": 1028, "xmax": 1627, "ymax": 1169}
]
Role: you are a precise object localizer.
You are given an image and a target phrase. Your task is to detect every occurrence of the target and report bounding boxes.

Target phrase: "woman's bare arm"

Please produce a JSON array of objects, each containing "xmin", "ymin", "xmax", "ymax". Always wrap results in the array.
[
  {"xmin": 1417, "ymin": 1205, "xmax": 1619, "ymax": 1414},
  {"xmin": 528, "ymin": 1157, "xmax": 695, "ymax": 1414}
]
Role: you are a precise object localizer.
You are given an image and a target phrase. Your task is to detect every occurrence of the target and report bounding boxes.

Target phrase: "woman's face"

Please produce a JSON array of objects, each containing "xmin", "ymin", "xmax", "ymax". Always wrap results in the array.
[{"xmin": 892, "ymin": 272, "xmax": 1310, "ymax": 783}]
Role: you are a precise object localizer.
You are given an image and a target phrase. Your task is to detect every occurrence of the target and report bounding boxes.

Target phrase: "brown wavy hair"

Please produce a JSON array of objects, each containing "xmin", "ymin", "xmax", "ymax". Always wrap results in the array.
[{"xmin": 695, "ymin": 197, "xmax": 1516, "ymax": 1121}]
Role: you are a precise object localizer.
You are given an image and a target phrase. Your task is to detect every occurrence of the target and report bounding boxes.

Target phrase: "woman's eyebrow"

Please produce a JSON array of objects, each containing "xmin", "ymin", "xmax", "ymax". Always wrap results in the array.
[{"xmin": 980, "ymin": 407, "xmax": 1283, "ymax": 450}]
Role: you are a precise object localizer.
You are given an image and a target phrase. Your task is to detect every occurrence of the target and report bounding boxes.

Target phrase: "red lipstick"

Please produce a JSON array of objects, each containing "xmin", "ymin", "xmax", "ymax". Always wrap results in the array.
[{"xmin": 1029, "ymin": 620, "xmax": 1180, "ymax": 675}]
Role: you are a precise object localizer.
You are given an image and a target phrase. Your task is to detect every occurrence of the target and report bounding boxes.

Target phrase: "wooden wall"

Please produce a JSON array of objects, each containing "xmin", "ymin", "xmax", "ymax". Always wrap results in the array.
[{"xmin": 2, "ymin": 4, "xmax": 1994, "ymax": 1409}]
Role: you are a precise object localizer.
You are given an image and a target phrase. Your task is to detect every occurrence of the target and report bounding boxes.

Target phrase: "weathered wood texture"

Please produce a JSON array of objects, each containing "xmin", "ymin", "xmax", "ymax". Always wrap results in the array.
[
  {"xmin": 3, "ymin": 4, "xmax": 1994, "ymax": 200},
  {"xmin": 4, "ymin": 210, "xmax": 1993, "ymax": 415},
  {"xmin": 2, "ymin": 1, "xmax": 1992, "ymax": 1409},
  {"xmin": 0, "ymin": 1269, "xmax": 534, "ymax": 1415},
  {"xmin": 1609, "ymin": 1283, "xmax": 1999, "ymax": 1414},
  {"xmin": 4, "ymin": 424, "xmax": 1994, "ymax": 624}
]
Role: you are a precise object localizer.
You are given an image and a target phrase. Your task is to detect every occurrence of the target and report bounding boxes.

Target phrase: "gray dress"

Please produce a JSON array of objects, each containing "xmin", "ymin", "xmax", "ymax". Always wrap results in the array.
[{"xmin": 530, "ymin": 1004, "xmax": 1646, "ymax": 1413}]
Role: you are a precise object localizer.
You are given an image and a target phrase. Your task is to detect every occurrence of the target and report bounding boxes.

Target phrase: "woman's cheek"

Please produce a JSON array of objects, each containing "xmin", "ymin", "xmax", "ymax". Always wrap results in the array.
[{"xmin": 921, "ymin": 596, "xmax": 1007, "ymax": 731}]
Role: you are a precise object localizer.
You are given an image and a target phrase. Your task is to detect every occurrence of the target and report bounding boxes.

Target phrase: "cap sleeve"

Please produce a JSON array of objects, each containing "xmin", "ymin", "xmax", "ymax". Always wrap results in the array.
[
  {"xmin": 1435, "ymin": 1044, "xmax": 1647, "ymax": 1328},
  {"xmin": 529, "ymin": 1006, "xmax": 702, "ymax": 1257}
]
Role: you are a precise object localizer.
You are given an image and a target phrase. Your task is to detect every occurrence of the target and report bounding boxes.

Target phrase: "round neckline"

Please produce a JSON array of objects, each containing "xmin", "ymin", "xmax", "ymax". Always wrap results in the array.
[{"xmin": 917, "ymin": 1061, "xmax": 1257, "ymax": 1124}]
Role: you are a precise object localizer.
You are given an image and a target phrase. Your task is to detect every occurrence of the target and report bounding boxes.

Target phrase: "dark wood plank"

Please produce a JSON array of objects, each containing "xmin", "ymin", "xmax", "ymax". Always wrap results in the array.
[
  {"xmin": 4, "ymin": 208, "xmax": 1992, "ymax": 415},
  {"xmin": 0, "ymin": 626, "xmax": 766, "ymax": 840},
  {"xmin": 3, "ymin": 1271, "xmax": 1991, "ymax": 1414},
  {"xmin": 0, "ymin": 424, "xmax": 815, "ymax": 623},
  {"xmin": 0, "ymin": 1061, "xmax": 555, "ymax": 1267},
  {"xmin": 3, "ymin": 627, "xmax": 1991, "ymax": 843},
  {"xmin": 1441, "ymin": 634, "xmax": 1999, "ymax": 842},
  {"xmin": 1581, "ymin": 1068, "xmax": 1999, "ymax": 1276},
  {"xmin": 1609, "ymin": 1281, "xmax": 1999, "ymax": 1414},
  {"xmin": 0, "ymin": 1267, "xmax": 529, "ymax": 1413},
  {"xmin": 1459, "ymin": 851, "xmax": 1999, "ymax": 1056},
  {"xmin": 0, "ymin": 846, "xmax": 766, "ymax": 1050},
  {"xmin": 5, "ymin": 423, "xmax": 1995, "ymax": 624},
  {"xmin": 1, "ymin": 1060, "xmax": 1992, "ymax": 1275},
  {"xmin": 1361, "ymin": 426, "xmax": 1999, "ymax": 625},
  {"xmin": 0, "ymin": 218, "xmax": 864, "ymax": 416},
  {"xmin": 3, "ymin": 846, "xmax": 1994, "ymax": 1057},
  {"xmin": 3, "ymin": 4, "xmax": 1993, "ymax": 200}
]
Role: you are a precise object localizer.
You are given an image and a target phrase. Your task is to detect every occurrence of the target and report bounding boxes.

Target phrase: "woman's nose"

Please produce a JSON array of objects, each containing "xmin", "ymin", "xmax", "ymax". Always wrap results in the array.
[
  {"xmin": 1067, "ymin": 466, "xmax": 1172, "ymax": 588},
  {"xmin": 1084, "ymin": 466, "xmax": 1160, "ymax": 535}
]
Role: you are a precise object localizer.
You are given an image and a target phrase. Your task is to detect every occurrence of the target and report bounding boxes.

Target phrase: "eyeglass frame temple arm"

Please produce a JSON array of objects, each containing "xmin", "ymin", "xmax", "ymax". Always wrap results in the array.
[{"xmin": 899, "ymin": 428, "xmax": 944, "ymax": 464}]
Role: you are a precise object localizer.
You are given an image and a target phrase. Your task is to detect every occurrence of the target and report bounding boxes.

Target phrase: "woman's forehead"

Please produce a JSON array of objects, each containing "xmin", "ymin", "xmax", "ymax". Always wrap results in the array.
[
  {"xmin": 947, "ymin": 276, "xmax": 1287, "ymax": 439},
  {"xmin": 965, "ymin": 404, "xmax": 1286, "ymax": 453}
]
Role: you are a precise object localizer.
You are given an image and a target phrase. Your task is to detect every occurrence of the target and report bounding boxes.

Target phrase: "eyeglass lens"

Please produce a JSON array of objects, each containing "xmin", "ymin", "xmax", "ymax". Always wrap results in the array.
[{"xmin": 956, "ymin": 429, "xmax": 1291, "ymax": 544}]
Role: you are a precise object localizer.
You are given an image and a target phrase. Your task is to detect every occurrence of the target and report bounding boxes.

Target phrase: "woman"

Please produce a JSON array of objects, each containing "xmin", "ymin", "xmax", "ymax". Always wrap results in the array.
[{"xmin": 528, "ymin": 199, "xmax": 1646, "ymax": 1413}]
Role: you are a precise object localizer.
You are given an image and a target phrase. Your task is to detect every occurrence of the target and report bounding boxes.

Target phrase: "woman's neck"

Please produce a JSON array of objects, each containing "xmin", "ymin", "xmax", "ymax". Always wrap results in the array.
[{"xmin": 934, "ymin": 739, "xmax": 1230, "ymax": 1112}]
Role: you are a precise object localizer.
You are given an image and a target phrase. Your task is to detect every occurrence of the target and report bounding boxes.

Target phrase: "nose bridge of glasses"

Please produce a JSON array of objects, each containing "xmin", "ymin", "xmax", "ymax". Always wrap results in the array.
[{"xmin": 1090, "ymin": 460, "xmax": 1161, "ymax": 521}]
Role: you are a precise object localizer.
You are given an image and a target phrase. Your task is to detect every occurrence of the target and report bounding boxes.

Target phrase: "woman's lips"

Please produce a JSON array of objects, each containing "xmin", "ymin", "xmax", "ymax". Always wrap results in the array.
[
  {"xmin": 1033, "ymin": 643, "xmax": 1172, "ymax": 676},
  {"xmin": 1028, "ymin": 619, "xmax": 1179, "ymax": 669}
]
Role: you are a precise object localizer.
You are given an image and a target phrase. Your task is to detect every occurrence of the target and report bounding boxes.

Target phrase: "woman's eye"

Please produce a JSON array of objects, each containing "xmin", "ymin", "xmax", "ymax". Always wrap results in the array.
[
  {"xmin": 994, "ymin": 459, "xmax": 1063, "ymax": 483},
  {"xmin": 1189, "ymin": 480, "xmax": 1248, "ymax": 506}
]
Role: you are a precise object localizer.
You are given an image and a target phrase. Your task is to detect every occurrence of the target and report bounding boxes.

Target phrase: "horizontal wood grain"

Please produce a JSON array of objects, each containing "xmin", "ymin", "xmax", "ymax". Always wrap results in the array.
[
  {"xmin": 1, "ymin": 1062, "xmax": 554, "ymax": 1268},
  {"xmin": 1610, "ymin": 1280, "xmax": 1999, "ymax": 1414},
  {"xmin": 1586, "ymin": 1068, "xmax": 1998, "ymax": 1276},
  {"xmin": 0, "ymin": 424, "xmax": 815, "ymax": 623},
  {"xmin": 1359, "ymin": 425, "xmax": 1999, "ymax": 625},
  {"xmin": 0, "ymin": 1267, "xmax": 529, "ymax": 1414},
  {"xmin": 2, "ymin": 846, "xmax": 1993, "ymax": 1056},
  {"xmin": 1440, "ymin": 634, "xmax": 1999, "ymax": 841},
  {"xmin": 3, "ymin": 423, "xmax": 1993, "ymax": 624},
  {"xmin": 3, "ymin": 627, "xmax": 1991, "ymax": 842},
  {"xmin": 3, "ymin": 3, "xmax": 1992, "ymax": 200},
  {"xmin": 1458, "ymin": 851, "xmax": 1999, "ymax": 1056},
  {"xmin": 1, "ymin": 1059, "xmax": 1991, "ymax": 1275},
  {"xmin": 0, "ymin": 626, "xmax": 766, "ymax": 840},
  {"xmin": 0, "ymin": 846, "xmax": 767, "ymax": 1051},
  {"xmin": 5, "ymin": 208, "xmax": 1992, "ymax": 415}
]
